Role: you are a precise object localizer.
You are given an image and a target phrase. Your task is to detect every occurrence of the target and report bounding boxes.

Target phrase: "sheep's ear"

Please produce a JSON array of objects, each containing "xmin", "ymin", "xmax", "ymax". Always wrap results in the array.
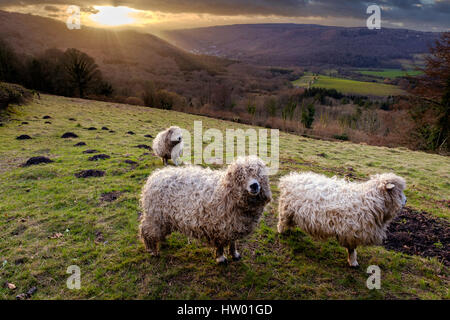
[{"xmin": 386, "ymin": 183, "xmax": 395, "ymax": 190}]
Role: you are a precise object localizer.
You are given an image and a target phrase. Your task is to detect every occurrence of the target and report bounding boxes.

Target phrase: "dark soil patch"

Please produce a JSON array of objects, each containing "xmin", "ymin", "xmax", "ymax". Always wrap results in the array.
[
  {"xmin": 74, "ymin": 142, "xmax": 86, "ymax": 147},
  {"xmin": 43, "ymin": 116, "xmax": 52, "ymax": 119},
  {"xmin": 100, "ymin": 191, "xmax": 122, "ymax": 202},
  {"xmin": 124, "ymin": 160, "xmax": 138, "ymax": 165},
  {"xmin": 109, "ymin": 130, "xmax": 115, "ymax": 133},
  {"xmin": 95, "ymin": 231, "xmax": 105, "ymax": 244},
  {"xmin": 83, "ymin": 149, "xmax": 99, "ymax": 154},
  {"xmin": 317, "ymin": 153, "xmax": 327, "ymax": 158},
  {"xmin": 135, "ymin": 144, "xmax": 152, "ymax": 150},
  {"xmin": 384, "ymin": 207, "xmax": 450, "ymax": 266},
  {"xmin": 69, "ymin": 118, "xmax": 76, "ymax": 121},
  {"xmin": 144, "ymin": 134, "xmax": 153, "ymax": 138},
  {"xmin": 16, "ymin": 286, "xmax": 37, "ymax": 300},
  {"xmin": 45, "ymin": 121, "xmax": 51, "ymax": 124},
  {"xmin": 11, "ymin": 224, "xmax": 27, "ymax": 235},
  {"xmin": 16, "ymin": 135, "xmax": 32, "ymax": 140},
  {"xmin": 14, "ymin": 257, "xmax": 28, "ymax": 265},
  {"xmin": 75, "ymin": 170, "xmax": 105, "ymax": 178},
  {"xmin": 126, "ymin": 131, "xmax": 135, "ymax": 135},
  {"xmin": 22, "ymin": 156, "xmax": 54, "ymax": 166},
  {"xmin": 61, "ymin": 132, "xmax": 78, "ymax": 138},
  {"xmin": 88, "ymin": 154, "xmax": 110, "ymax": 161},
  {"xmin": 87, "ymin": 127, "xmax": 97, "ymax": 130},
  {"xmin": 101, "ymin": 127, "xmax": 109, "ymax": 130},
  {"xmin": 21, "ymin": 122, "xmax": 29, "ymax": 125}
]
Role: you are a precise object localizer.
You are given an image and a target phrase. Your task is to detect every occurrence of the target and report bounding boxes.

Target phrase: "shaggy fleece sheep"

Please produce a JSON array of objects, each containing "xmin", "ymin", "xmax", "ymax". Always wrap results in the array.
[
  {"xmin": 277, "ymin": 172, "xmax": 406, "ymax": 267},
  {"xmin": 139, "ymin": 156, "xmax": 272, "ymax": 264},
  {"xmin": 152, "ymin": 126, "xmax": 183, "ymax": 166}
]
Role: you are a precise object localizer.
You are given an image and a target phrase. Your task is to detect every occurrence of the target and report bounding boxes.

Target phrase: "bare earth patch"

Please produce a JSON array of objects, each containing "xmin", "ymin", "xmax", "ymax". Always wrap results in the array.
[
  {"xmin": 22, "ymin": 156, "xmax": 54, "ymax": 166},
  {"xmin": 100, "ymin": 191, "xmax": 122, "ymax": 202},
  {"xmin": 75, "ymin": 169, "xmax": 105, "ymax": 178},
  {"xmin": 384, "ymin": 207, "xmax": 450, "ymax": 266}
]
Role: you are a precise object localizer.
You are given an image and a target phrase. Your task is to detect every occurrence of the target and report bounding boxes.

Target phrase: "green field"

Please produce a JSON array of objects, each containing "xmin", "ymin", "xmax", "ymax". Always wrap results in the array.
[
  {"xmin": 357, "ymin": 69, "xmax": 423, "ymax": 78},
  {"xmin": 0, "ymin": 95, "xmax": 448, "ymax": 299},
  {"xmin": 292, "ymin": 74, "xmax": 405, "ymax": 96}
]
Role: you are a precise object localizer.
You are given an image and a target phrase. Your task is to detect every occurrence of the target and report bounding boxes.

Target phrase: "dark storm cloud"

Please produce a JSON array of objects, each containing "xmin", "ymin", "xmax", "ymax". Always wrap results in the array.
[{"xmin": 0, "ymin": 0, "xmax": 448, "ymax": 30}]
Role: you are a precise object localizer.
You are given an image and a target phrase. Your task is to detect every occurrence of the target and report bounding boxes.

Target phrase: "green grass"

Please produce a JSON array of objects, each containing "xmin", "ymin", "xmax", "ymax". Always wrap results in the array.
[
  {"xmin": 357, "ymin": 69, "xmax": 423, "ymax": 79},
  {"xmin": 292, "ymin": 74, "xmax": 405, "ymax": 96},
  {"xmin": 0, "ymin": 95, "xmax": 448, "ymax": 299}
]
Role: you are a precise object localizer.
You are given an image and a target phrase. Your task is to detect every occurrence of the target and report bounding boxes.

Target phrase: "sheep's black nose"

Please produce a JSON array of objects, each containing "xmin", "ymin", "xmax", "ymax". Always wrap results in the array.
[
  {"xmin": 250, "ymin": 182, "xmax": 260, "ymax": 193},
  {"xmin": 178, "ymin": 137, "xmax": 182, "ymax": 141}
]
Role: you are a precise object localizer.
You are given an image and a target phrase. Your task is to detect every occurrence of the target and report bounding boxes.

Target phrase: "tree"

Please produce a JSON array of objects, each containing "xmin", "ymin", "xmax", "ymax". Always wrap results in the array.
[
  {"xmin": 408, "ymin": 32, "xmax": 450, "ymax": 150},
  {"xmin": 301, "ymin": 103, "xmax": 315, "ymax": 129},
  {"xmin": 0, "ymin": 39, "xmax": 22, "ymax": 84},
  {"xmin": 63, "ymin": 48, "xmax": 101, "ymax": 98}
]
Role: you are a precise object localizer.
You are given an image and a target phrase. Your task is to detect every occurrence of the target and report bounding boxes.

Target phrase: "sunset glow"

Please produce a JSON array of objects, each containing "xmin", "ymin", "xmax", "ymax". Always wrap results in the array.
[{"xmin": 90, "ymin": 6, "xmax": 136, "ymax": 27}]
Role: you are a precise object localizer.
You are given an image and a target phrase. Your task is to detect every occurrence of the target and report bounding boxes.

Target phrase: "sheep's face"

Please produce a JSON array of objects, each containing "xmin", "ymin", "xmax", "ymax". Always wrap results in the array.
[
  {"xmin": 225, "ymin": 156, "xmax": 272, "ymax": 208},
  {"xmin": 167, "ymin": 126, "xmax": 183, "ymax": 147},
  {"xmin": 374, "ymin": 173, "xmax": 407, "ymax": 221}
]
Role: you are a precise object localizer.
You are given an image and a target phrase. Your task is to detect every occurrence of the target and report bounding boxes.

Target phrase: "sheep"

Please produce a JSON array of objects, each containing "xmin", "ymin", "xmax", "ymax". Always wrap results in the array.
[
  {"xmin": 139, "ymin": 156, "xmax": 272, "ymax": 264},
  {"xmin": 152, "ymin": 126, "xmax": 183, "ymax": 166},
  {"xmin": 277, "ymin": 172, "xmax": 407, "ymax": 267}
]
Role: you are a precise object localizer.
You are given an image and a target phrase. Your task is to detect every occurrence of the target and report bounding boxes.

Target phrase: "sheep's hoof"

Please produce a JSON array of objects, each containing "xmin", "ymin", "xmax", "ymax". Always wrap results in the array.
[
  {"xmin": 146, "ymin": 250, "xmax": 159, "ymax": 257},
  {"xmin": 232, "ymin": 253, "xmax": 241, "ymax": 261},
  {"xmin": 348, "ymin": 262, "xmax": 359, "ymax": 268},
  {"xmin": 216, "ymin": 256, "xmax": 228, "ymax": 265}
]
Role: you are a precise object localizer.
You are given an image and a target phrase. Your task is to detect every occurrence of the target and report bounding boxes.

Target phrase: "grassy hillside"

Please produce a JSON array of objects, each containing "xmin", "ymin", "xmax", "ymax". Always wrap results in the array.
[
  {"xmin": 0, "ymin": 95, "xmax": 448, "ymax": 299},
  {"xmin": 293, "ymin": 74, "xmax": 405, "ymax": 96},
  {"xmin": 357, "ymin": 69, "xmax": 423, "ymax": 78}
]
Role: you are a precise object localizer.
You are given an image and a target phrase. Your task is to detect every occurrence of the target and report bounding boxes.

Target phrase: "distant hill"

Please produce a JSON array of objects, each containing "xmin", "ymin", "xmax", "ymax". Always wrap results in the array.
[
  {"xmin": 163, "ymin": 24, "xmax": 440, "ymax": 68},
  {"xmin": 0, "ymin": 10, "xmax": 229, "ymax": 96}
]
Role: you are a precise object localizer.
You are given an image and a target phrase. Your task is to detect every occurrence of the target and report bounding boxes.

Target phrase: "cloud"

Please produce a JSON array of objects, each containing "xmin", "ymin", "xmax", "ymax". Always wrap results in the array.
[
  {"xmin": 44, "ymin": 5, "xmax": 60, "ymax": 12},
  {"xmin": 0, "ymin": 0, "xmax": 448, "ymax": 31}
]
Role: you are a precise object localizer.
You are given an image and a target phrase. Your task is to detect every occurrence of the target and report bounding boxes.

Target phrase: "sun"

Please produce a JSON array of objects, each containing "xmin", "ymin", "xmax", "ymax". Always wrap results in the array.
[{"xmin": 90, "ymin": 6, "xmax": 136, "ymax": 27}]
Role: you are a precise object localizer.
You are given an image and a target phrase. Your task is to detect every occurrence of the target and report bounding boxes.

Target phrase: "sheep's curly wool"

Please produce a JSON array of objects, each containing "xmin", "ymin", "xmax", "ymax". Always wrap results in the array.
[
  {"xmin": 139, "ymin": 156, "xmax": 272, "ymax": 261},
  {"xmin": 152, "ymin": 126, "xmax": 183, "ymax": 165},
  {"xmin": 278, "ymin": 172, "xmax": 406, "ymax": 266}
]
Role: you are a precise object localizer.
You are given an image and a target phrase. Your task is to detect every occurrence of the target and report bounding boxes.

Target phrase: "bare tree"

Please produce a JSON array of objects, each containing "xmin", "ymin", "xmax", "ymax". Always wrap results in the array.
[{"xmin": 408, "ymin": 32, "xmax": 450, "ymax": 150}]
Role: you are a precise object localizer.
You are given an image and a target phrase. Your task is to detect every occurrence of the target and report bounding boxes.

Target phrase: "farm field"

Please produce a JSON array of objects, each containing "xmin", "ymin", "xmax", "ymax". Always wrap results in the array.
[
  {"xmin": 292, "ymin": 74, "xmax": 406, "ymax": 96},
  {"xmin": 0, "ymin": 95, "xmax": 448, "ymax": 299},
  {"xmin": 357, "ymin": 69, "xmax": 423, "ymax": 78}
]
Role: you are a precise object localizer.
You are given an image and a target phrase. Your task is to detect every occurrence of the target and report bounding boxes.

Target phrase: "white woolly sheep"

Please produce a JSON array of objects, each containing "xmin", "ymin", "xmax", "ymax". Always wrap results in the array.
[
  {"xmin": 152, "ymin": 126, "xmax": 183, "ymax": 166},
  {"xmin": 139, "ymin": 156, "xmax": 272, "ymax": 264},
  {"xmin": 277, "ymin": 172, "xmax": 406, "ymax": 267}
]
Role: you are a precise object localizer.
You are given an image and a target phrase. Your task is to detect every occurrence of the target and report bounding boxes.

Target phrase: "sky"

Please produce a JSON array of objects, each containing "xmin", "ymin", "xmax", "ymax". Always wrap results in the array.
[{"xmin": 0, "ymin": 0, "xmax": 449, "ymax": 32}]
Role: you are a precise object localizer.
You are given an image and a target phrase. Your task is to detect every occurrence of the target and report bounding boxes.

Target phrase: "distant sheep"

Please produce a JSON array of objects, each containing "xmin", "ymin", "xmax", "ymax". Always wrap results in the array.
[
  {"xmin": 152, "ymin": 126, "xmax": 183, "ymax": 166},
  {"xmin": 139, "ymin": 156, "xmax": 272, "ymax": 264},
  {"xmin": 277, "ymin": 172, "xmax": 406, "ymax": 267}
]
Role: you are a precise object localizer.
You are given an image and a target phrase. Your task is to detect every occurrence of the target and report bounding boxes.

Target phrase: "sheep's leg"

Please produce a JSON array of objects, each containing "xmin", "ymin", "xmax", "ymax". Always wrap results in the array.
[
  {"xmin": 215, "ymin": 247, "xmax": 228, "ymax": 265},
  {"xmin": 139, "ymin": 221, "xmax": 161, "ymax": 256},
  {"xmin": 162, "ymin": 157, "xmax": 168, "ymax": 166},
  {"xmin": 229, "ymin": 241, "xmax": 241, "ymax": 261},
  {"xmin": 277, "ymin": 211, "xmax": 292, "ymax": 233},
  {"xmin": 346, "ymin": 247, "xmax": 359, "ymax": 268},
  {"xmin": 143, "ymin": 236, "xmax": 159, "ymax": 256}
]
